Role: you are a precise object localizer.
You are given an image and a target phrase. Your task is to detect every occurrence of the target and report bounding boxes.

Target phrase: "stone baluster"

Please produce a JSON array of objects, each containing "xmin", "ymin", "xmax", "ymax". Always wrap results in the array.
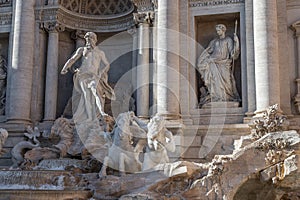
[
  {"xmin": 253, "ymin": 0, "xmax": 280, "ymax": 114},
  {"xmin": 6, "ymin": 0, "xmax": 36, "ymax": 123},
  {"xmin": 292, "ymin": 22, "xmax": 300, "ymax": 113},
  {"xmin": 43, "ymin": 22, "xmax": 64, "ymax": 122},
  {"xmin": 156, "ymin": 0, "xmax": 180, "ymax": 119}
]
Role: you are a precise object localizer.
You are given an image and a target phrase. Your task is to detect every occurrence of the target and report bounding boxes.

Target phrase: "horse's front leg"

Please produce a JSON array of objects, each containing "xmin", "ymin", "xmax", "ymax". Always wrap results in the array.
[
  {"xmin": 99, "ymin": 156, "xmax": 112, "ymax": 178},
  {"xmin": 119, "ymin": 152, "xmax": 127, "ymax": 176}
]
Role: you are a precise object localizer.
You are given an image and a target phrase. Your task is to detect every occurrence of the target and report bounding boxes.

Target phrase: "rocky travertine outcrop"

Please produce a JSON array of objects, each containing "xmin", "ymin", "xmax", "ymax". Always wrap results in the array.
[{"xmin": 86, "ymin": 105, "xmax": 300, "ymax": 200}]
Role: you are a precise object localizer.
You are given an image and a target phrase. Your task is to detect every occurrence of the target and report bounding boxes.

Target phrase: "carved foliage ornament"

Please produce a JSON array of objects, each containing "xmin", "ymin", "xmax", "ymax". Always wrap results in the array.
[
  {"xmin": 43, "ymin": 22, "xmax": 65, "ymax": 32},
  {"xmin": 250, "ymin": 104, "xmax": 287, "ymax": 140},
  {"xmin": 133, "ymin": 12, "xmax": 154, "ymax": 25},
  {"xmin": 131, "ymin": 0, "xmax": 154, "ymax": 12}
]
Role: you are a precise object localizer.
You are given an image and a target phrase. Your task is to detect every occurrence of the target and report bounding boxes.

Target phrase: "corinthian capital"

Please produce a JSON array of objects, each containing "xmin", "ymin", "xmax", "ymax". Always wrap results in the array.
[
  {"xmin": 43, "ymin": 22, "xmax": 65, "ymax": 33},
  {"xmin": 291, "ymin": 21, "xmax": 300, "ymax": 37},
  {"xmin": 133, "ymin": 12, "xmax": 154, "ymax": 25}
]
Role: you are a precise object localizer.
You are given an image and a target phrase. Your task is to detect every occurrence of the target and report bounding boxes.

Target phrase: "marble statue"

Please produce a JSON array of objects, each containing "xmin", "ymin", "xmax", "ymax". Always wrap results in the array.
[
  {"xmin": 49, "ymin": 117, "xmax": 74, "ymax": 157},
  {"xmin": 61, "ymin": 32, "xmax": 115, "ymax": 123},
  {"xmin": 0, "ymin": 44, "xmax": 7, "ymax": 115},
  {"xmin": 197, "ymin": 24, "xmax": 240, "ymax": 106},
  {"xmin": 142, "ymin": 114, "xmax": 175, "ymax": 171},
  {"xmin": 0, "ymin": 128, "xmax": 8, "ymax": 157},
  {"xmin": 11, "ymin": 126, "xmax": 41, "ymax": 168},
  {"xmin": 99, "ymin": 112, "xmax": 147, "ymax": 177}
]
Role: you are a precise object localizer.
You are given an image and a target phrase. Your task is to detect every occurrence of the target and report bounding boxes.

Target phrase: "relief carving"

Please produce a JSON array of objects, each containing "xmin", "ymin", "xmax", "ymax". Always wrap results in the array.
[
  {"xmin": 0, "ymin": 44, "xmax": 7, "ymax": 115},
  {"xmin": 189, "ymin": 0, "xmax": 244, "ymax": 7},
  {"xmin": 60, "ymin": 0, "xmax": 134, "ymax": 16}
]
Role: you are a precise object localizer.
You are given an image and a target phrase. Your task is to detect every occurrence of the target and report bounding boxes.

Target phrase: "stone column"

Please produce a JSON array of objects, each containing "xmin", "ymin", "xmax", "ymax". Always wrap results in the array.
[
  {"xmin": 244, "ymin": 0, "xmax": 256, "ymax": 118},
  {"xmin": 136, "ymin": 21, "xmax": 150, "ymax": 118},
  {"xmin": 7, "ymin": 0, "xmax": 36, "ymax": 123},
  {"xmin": 151, "ymin": 0, "xmax": 158, "ymax": 116},
  {"xmin": 31, "ymin": 24, "xmax": 47, "ymax": 123},
  {"xmin": 43, "ymin": 22, "xmax": 64, "ymax": 122},
  {"xmin": 292, "ymin": 22, "xmax": 300, "ymax": 113},
  {"xmin": 277, "ymin": 0, "xmax": 292, "ymax": 115},
  {"xmin": 156, "ymin": 0, "xmax": 180, "ymax": 119},
  {"xmin": 253, "ymin": 0, "xmax": 280, "ymax": 113},
  {"xmin": 127, "ymin": 27, "xmax": 138, "ymax": 103},
  {"xmin": 132, "ymin": 0, "xmax": 154, "ymax": 118}
]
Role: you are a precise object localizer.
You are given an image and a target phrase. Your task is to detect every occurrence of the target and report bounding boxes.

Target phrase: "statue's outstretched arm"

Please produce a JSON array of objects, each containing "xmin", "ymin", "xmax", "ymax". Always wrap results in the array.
[{"xmin": 61, "ymin": 47, "xmax": 83, "ymax": 74}]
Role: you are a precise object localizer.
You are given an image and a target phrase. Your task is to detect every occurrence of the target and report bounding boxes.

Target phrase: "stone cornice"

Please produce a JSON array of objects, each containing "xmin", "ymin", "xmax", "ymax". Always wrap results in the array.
[
  {"xmin": 189, "ymin": 0, "xmax": 244, "ymax": 7},
  {"xmin": 36, "ymin": 5, "xmax": 135, "ymax": 32}
]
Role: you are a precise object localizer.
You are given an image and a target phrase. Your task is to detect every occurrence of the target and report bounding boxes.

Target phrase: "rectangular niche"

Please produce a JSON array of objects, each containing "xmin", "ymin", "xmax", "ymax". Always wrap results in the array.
[{"xmin": 195, "ymin": 13, "xmax": 242, "ymax": 107}]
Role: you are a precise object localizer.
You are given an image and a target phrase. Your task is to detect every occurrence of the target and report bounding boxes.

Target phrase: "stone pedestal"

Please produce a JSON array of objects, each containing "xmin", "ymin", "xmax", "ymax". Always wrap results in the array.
[{"xmin": 191, "ymin": 102, "xmax": 244, "ymax": 125}]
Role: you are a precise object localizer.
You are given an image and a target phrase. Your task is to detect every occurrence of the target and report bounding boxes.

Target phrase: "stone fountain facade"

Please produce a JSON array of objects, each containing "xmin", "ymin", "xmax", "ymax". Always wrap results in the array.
[{"xmin": 0, "ymin": 0, "xmax": 299, "ymax": 199}]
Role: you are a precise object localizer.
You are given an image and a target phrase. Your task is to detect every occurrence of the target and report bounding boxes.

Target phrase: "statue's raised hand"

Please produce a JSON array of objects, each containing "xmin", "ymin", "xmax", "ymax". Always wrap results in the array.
[{"xmin": 61, "ymin": 69, "xmax": 68, "ymax": 75}]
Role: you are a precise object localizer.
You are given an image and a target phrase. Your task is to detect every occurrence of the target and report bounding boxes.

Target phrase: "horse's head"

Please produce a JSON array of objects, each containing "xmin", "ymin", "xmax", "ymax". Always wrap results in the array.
[
  {"xmin": 114, "ymin": 112, "xmax": 146, "ymax": 141},
  {"xmin": 147, "ymin": 115, "xmax": 165, "ymax": 140}
]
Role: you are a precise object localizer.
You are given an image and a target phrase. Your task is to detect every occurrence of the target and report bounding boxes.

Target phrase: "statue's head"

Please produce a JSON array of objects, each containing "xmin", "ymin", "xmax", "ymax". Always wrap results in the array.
[
  {"xmin": 215, "ymin": 24, "xmax": 226, "ymax": 36},
  {"xmin": 84, "ymin": 32, "xmax": 97, "ymax": 46},
  {"xmin": 147, "ymin": 114, "xmax": 165, "ymax": 135}
]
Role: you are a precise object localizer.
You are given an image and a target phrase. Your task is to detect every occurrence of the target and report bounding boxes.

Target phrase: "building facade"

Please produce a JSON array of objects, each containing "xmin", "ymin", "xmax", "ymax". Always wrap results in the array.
[{"xmin": 0, "ymin": 0, "xmax": 300, "ymax": 165}]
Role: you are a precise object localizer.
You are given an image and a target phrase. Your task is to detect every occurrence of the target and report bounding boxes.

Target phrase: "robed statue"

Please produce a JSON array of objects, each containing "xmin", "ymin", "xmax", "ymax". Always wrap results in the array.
[{"xmin": 197, "ymin": 23, "xmax": 240, "ymax": 106}]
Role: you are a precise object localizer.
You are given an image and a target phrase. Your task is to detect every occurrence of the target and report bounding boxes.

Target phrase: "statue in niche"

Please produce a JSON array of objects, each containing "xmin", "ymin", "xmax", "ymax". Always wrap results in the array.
[
  {"xmin": 61, "ymin": 32, "xmax": 115, "ymax": 123},
  {"xmin": 0, "ymin": 44, "xmax": 7, "ymax": 115},
  {"xmin": 197, "ymin": 23, "xmax": 240, "ymax": 106}
]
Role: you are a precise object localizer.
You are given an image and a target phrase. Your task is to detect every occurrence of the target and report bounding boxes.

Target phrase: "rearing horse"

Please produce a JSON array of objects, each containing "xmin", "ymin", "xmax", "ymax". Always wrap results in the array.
[{"xmin": 99, "ymin": 112, "xmax": 146, "ymax": 177}]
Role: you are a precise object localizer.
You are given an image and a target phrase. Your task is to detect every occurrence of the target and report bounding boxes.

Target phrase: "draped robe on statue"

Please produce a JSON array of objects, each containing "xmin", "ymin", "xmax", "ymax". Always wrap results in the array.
[
  {"xmin": 197, "ymin": 36, "xmax": 240, "ymax": 106},
  {"xmin": 71, "ymin": 47, "xmax": 115, "ymax": 123}
]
